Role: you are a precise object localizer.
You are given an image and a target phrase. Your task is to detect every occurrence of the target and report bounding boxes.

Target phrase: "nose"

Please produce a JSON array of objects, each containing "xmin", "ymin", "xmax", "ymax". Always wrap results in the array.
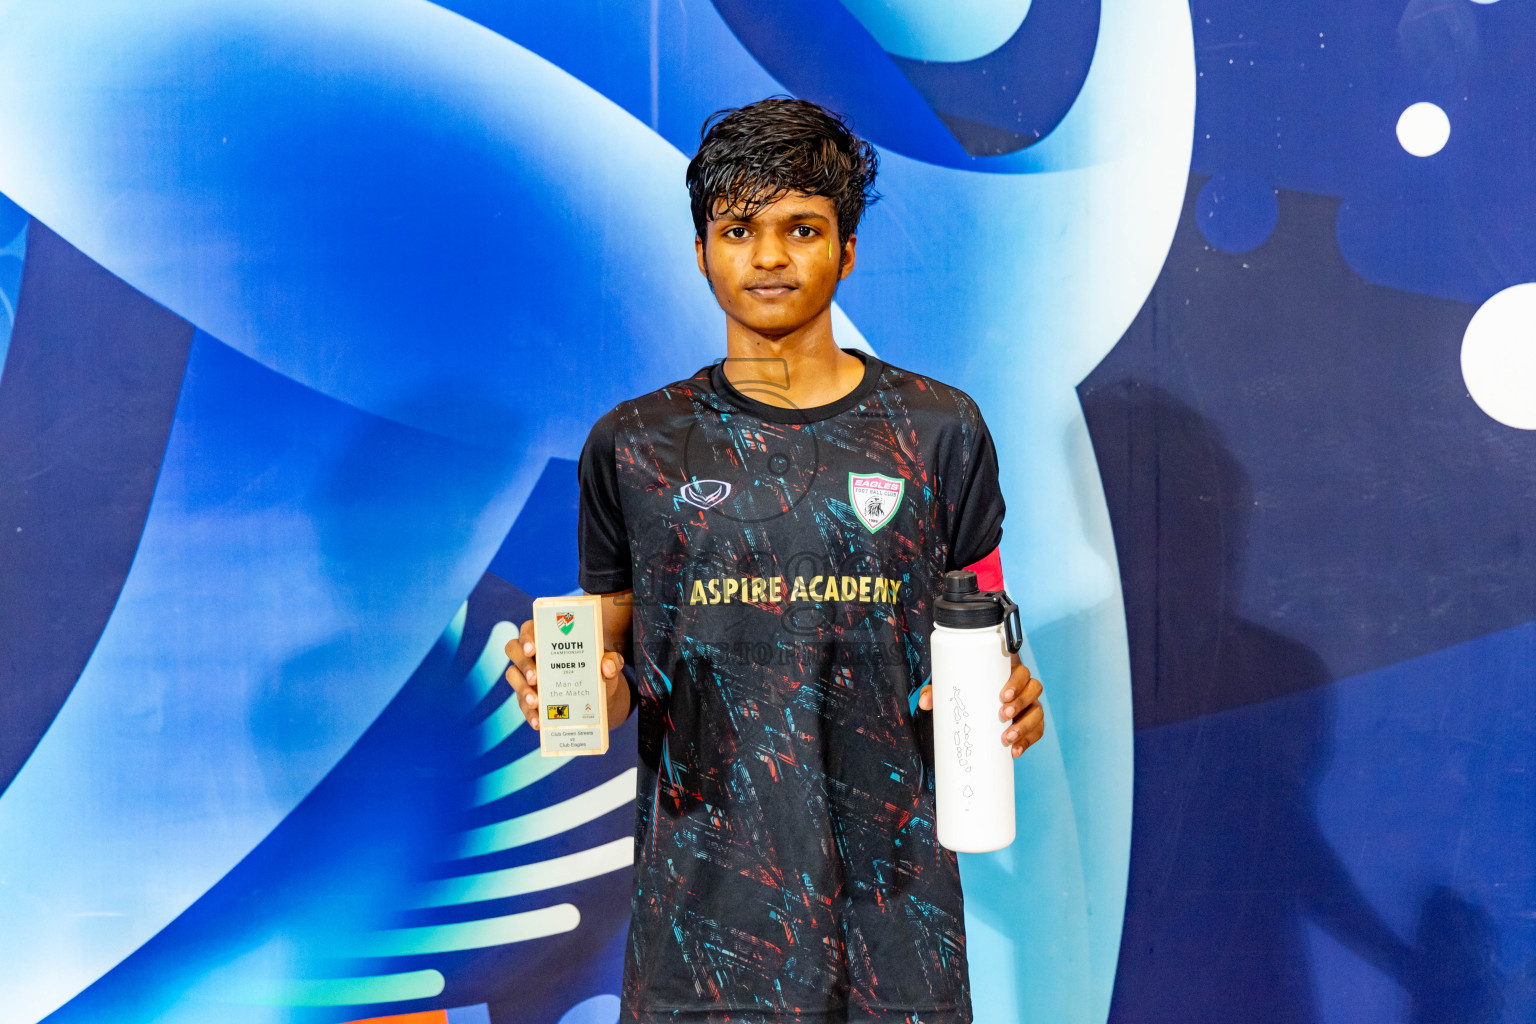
[{"xmin": 751, "ymin": 231, "xmax": 790, "ymax": 271}]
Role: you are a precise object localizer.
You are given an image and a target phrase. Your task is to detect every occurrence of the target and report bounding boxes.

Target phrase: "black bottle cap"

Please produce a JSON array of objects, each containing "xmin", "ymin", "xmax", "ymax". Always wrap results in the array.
[{"xmin": 933, "ymin": 570, "xmax": 1023, "ymax": 652}]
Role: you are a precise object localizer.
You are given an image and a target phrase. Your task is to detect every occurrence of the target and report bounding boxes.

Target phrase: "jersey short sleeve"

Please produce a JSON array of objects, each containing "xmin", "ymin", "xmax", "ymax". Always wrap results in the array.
[
  {"xmin": 946, "ymin": 396, "xmax": 1006, "ymax": 571},
  {"xmin": 577, "ymin": 408, "xmax": 632, "ymax": 593}
]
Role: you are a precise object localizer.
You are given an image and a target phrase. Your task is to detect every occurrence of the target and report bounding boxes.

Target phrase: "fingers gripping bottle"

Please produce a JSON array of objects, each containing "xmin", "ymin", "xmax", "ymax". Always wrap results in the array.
[{"xmin": 930, "ymin": 569, "xmax": 1024, "ymax": 853}]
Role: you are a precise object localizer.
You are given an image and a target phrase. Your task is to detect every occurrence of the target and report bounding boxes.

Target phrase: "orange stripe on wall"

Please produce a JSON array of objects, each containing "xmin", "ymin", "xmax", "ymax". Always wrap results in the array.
[{"xmin": 340, "ymin": 1012, "xmax": 448, "ymax": 1024}]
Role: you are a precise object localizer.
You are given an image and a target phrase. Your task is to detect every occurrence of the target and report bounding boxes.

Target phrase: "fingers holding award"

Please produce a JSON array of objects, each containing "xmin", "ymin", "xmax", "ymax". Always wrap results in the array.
[
  {"xmin": 504, "ymin": 618, "xmax": 543, "ymax": 729},
  {"xmin": 529, "ymin": 594, "xmax": 612, "ymax": 756}
]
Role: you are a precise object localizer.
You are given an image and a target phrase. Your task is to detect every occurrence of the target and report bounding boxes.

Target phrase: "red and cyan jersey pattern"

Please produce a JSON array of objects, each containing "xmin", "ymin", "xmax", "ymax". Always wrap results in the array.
[{"xmin": 578, "ymin": 353, "xmax": 1005, "ymax": 1024}]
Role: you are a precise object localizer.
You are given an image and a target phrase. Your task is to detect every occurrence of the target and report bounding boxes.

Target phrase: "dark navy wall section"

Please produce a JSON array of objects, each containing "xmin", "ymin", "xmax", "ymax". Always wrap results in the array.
[
  {"xmin": 1085, "ymin": 0, "xmax": 1536, "ymax": 1016},
  {"xmin": 1190, "ymin": 0, "xmax": 1535, "ymax": 305},
  {"xmin": 486, "ymin": 459, "xmax": 580, "ymax": 600},
  {"xmin": 1084, "ymin": 181, "xmax": 1536, "ymax": 703},
  {"xmin": 0, "ymin": 222, "xmax": 193, "ymax": 796}
]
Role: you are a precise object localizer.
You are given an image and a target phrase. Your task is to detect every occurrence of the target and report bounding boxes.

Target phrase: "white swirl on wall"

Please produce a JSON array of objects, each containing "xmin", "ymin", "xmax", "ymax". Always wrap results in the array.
[{"xmin": 837, "ymin": 0, "xmax": 1032, "ymax": 61}]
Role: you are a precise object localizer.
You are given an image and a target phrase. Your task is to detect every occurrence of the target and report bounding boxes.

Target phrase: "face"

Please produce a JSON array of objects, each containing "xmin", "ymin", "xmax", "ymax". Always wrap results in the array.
[{"xmin": 695, "ymin": 191, "xmax": 856, "ymax": 338}]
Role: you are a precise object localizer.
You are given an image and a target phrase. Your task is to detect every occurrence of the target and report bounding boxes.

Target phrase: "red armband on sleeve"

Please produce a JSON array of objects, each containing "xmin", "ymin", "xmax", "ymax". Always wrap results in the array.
[{"xmin": 962, "ymin": 546, "xmax": 1005, "ymax": 592}]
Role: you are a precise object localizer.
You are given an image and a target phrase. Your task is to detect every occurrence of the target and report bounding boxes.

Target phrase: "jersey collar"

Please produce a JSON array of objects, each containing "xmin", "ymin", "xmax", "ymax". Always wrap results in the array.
[{"xmin": 703, "ymin": 349, "xmax": 884, "ymax": 424}]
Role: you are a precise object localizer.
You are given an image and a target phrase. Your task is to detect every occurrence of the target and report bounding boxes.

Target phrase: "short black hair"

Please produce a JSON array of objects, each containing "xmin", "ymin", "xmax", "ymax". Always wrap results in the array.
[{"xmin": 686, "ymin": 97, "xmax": 880, "ymax": 245}]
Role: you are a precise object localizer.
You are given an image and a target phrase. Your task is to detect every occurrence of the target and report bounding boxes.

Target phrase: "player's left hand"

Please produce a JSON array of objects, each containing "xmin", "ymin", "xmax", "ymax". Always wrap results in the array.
[
  {"xmin": 917, "ymin": 658, "xmax": 1045, "ymax": 758},
  {"xmin": 994, "ymin": 659, "xmax": 1044, "ymax": 757}
]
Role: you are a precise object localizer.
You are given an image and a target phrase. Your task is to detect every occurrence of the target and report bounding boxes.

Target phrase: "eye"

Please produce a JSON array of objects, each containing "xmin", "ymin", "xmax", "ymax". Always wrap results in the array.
[
  {"xmin": 723, "ymin": 226, "xmax": 748, "ymax": 239},
  {"xmin": 791, "ymin": 225, "xmax": 818, "ymax": 238}
]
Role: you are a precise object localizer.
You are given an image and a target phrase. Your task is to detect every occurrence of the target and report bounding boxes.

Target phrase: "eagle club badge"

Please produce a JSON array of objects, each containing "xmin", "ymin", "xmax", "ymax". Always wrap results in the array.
[{"xmin": 849, "ymin": 472, "xmax": 905, "ymax": 533}]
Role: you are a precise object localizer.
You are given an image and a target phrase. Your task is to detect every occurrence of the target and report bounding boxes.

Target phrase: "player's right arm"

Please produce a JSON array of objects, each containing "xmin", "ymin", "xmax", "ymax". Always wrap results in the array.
[
  {"xmin": 504, "ymin": 589, "xmax": 634, "ymax": 733},
  {"xmin": 508, "ymin": 407, "xmax": 634, "ymax": 736}
]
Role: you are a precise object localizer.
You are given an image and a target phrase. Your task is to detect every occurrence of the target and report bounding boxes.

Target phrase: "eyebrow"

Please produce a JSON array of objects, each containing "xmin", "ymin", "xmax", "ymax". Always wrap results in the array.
[{"xmin": 718, "ymin": 211, "xmax": 832, "ymax": 227}]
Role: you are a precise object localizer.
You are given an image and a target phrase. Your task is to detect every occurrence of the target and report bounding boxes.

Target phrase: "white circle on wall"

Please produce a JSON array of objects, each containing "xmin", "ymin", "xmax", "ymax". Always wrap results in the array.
[
  {"xmin": 1396, "ymin": 102, "xmax": 1451, "ymax": 157},
  {"xmin": 557, "ymin": 994, "xmax": 621, "ymax": 1024},
  {"xmin": 1469, "ymin": 0, "xmax": 1499, "ymax": 5},
  {"xmin": 1462, "ymin": 282, "xmax": 1536, "ymax": 430}
]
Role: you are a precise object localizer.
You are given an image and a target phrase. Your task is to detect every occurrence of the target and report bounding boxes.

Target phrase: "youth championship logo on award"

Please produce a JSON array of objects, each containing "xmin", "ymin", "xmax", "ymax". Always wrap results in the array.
[
  {"xmin": 849, "ymin": 472, "xmax": 905, "ymax": 533},
  {"xmin": 556, "ymin": 612, "xmax": 575, "ymax": 634}
]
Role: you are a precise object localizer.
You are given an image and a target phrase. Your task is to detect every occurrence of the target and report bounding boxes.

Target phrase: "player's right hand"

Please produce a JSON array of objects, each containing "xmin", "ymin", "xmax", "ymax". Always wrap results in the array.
[{"xmin": 505, "ymin": 619, "xmax": 542, "ymax": 731}]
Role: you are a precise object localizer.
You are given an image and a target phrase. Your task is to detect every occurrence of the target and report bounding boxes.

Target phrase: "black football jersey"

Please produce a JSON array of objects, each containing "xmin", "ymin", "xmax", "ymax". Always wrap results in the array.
[{"xmin": 578, "ymin": 351, "xmax": 1005, "ymax": 1024}]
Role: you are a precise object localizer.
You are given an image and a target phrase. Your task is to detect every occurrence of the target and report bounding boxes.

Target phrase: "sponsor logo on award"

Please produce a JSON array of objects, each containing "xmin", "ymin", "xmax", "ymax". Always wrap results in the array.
[
  {"xmin": 556, "ymin": 612, "xmax": 575, "ymax": 634},
  {"xmin": 849, "ymin": 472, "xmax": 905, "ymax": 533},
  {"xmin": 547, "ymin": 704, "xmax": 570, "ymax": 720},
  {"xmin": 680, "ymin": 478, "xmax": 732, "ymax": 510}
]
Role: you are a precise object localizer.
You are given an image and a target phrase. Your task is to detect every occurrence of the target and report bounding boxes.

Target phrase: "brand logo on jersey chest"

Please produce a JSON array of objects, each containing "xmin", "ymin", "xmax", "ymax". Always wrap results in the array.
[
  {"xmin": 680, "ymin": 478, "xmax": 732, "ymax": 510},
  {"xmin": 849, "ymin": 472, "xmax": 905, "ymax": 533}
]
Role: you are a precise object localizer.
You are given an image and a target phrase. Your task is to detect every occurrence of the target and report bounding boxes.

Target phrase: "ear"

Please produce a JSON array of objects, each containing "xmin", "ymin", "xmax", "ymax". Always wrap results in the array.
[
  {"xmin": 695, "ymin": 234, "xmax": 709, "ymax": 279},
  {"xmin": 838, "ymin": 234, "xmax": 857, "ymax": 280}
]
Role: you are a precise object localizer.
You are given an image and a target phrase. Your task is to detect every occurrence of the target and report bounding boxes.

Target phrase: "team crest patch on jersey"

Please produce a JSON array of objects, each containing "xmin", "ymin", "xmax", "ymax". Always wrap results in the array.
[
  {"xmin": 680, "ymin": 478, "xmax": 732, "ymax": 510},
  {"xmin": 849, "ymin": 472, "xmax": 905, "ymax": 533}
]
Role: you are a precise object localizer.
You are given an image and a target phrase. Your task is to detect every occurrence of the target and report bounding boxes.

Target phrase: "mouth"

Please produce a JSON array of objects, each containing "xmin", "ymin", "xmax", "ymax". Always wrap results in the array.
[{"xmin": 745, "ymin": 283, "xmax": 797, "ymax": 299}]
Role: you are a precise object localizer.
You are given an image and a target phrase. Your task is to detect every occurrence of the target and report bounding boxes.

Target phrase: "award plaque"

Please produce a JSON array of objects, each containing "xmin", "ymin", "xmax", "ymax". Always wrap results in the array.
[{"xmin": 531, "ymin": 594, "xmax": 609, "ymax": 756}]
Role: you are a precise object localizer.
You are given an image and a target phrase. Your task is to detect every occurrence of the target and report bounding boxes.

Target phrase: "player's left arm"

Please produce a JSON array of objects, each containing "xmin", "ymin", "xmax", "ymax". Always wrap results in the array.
[
  {"xmin": 923, "ymin": 399, "xmax": 1045, "ymax": 756},
  {"xmin": 917, "ymin": 546, "xmax": 1046, "ymax": 758}
]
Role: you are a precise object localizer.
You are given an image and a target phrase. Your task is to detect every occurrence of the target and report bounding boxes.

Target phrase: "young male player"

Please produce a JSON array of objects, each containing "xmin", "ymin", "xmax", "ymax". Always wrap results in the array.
[{"xmin": 506, "ymin": 98, "xmax": 1045, "ymax": 1024}]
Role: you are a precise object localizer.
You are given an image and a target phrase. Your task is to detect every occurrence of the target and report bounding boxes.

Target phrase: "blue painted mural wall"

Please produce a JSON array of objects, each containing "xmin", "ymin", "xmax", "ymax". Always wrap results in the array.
[{"xmin": 0, "ymin": 1, "xmax": 1528, "ymax": 1023}]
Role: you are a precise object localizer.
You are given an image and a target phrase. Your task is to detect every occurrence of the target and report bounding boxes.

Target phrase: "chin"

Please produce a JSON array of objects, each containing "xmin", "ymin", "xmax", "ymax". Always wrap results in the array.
[
  {"xmin": 747, "ymin": 318, "xmax": 813, "ymax": 339},
  {"xmin": 731, "ymin": 306, "xmax": 808, "ymax": 336},
  {"xmin": 744, "ymin": 297, "xmax": 834, "ymax": 329}
]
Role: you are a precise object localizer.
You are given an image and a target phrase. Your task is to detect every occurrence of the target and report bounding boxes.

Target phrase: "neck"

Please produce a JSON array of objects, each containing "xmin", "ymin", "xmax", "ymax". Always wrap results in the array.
[{"xmin": 722, "ymin": 307, "xmax": 866, "ymax": 409}]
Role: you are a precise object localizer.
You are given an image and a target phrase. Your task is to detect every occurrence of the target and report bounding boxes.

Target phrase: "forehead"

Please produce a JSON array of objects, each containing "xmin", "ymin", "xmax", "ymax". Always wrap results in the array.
[{"xmin": 712, "ymin": 190, "xmax": 837, "ymax": 224}]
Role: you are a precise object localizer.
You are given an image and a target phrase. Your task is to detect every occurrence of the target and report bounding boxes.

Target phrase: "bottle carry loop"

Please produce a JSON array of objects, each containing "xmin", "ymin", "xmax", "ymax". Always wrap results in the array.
[{"xmin": 1000, "ymin": 591, "xmax": 1023, "ymax": 655}]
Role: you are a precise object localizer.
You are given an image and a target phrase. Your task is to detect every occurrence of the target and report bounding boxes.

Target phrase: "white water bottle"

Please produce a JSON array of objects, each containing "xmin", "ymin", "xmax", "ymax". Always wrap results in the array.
[{"xmin": 930, "ymin": 569, "xmax": 1022, "ymax": 853}]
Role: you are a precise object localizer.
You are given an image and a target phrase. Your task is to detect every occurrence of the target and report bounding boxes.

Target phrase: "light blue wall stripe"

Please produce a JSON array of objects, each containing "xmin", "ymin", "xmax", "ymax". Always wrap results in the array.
[
  {"xmin": 417, "ymin": 838, "xmax": 632, "ymax": 908},
  {"xmin": 267, "ymin": 970, "xmax": 445, "ymax": 1007},
  {"xmin": 459, "ymin": 768, "xmax": 637, "ymax": 859},
  {"xmin": 478, "ymin": 693, "xmax": 527, "ymax": 753},
  {"xmin": 466, "ymin": 621, "xmax": 519, "ymax": 705},
  {"xmin": 476, "ymin": 745, "xmax": 568, "ymax": 806},
  {"xmin": 359, "ymin": 904, "xmax": 580, "ymax": 957}
]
